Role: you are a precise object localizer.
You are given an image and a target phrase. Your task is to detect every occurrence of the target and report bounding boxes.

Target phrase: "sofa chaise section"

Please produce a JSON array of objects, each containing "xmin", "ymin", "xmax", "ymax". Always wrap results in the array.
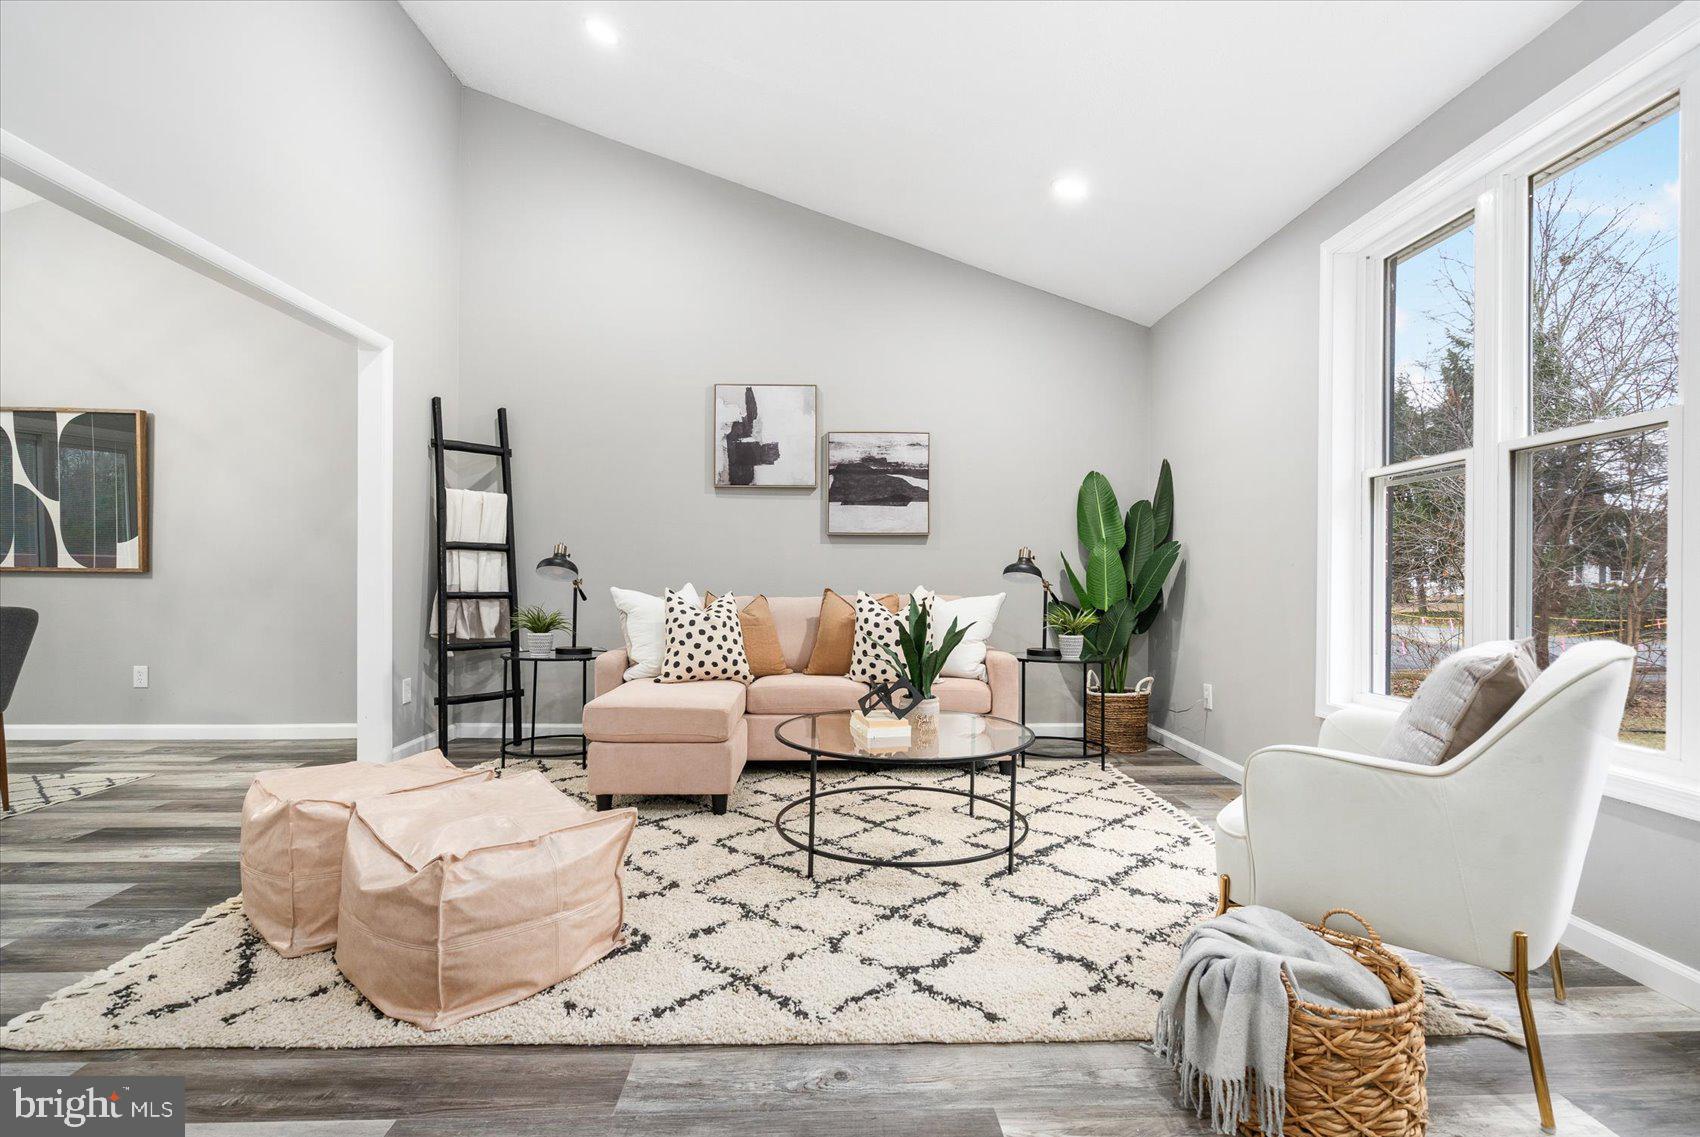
[{"xmin": 582, "ymin": 671, "xmax": 747, "ymax": 814}]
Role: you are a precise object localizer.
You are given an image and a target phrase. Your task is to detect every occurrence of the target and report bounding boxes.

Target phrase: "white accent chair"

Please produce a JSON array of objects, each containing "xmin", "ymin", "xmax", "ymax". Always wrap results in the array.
[{"xmin": 1213, "ymin": 640, "xmax": 1635, "ymax": 1134}]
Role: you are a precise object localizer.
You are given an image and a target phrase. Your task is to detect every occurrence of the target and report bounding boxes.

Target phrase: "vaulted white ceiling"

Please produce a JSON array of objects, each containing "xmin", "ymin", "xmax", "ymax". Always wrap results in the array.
[{"xmin": 401, "ymin": 0, "xmax": 1576, "ymax": 325}]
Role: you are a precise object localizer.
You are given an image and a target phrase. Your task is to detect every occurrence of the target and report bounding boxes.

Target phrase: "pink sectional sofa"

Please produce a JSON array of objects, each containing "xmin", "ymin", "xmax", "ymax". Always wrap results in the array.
[{"xmin": 583, "ymin": 594, "xmax": 1017, "ymax": 813}]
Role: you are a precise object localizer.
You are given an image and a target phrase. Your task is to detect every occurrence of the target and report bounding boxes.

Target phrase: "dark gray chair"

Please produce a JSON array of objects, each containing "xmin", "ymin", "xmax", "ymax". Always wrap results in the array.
[{"xmin": 0, "ymin": 607, "xmax": 41, "ymax": 812}]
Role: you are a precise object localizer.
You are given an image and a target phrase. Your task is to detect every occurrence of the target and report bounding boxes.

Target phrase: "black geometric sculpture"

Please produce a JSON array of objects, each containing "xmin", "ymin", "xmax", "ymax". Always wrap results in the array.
[{"xmin": 858, "ymin": 678, "xmax": 922, "ymax": 719}]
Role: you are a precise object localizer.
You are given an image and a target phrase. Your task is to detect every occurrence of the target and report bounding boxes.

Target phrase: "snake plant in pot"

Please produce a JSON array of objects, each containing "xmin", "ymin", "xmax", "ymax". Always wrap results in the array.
[
  {"xmin": 1056, "ymin": 461, "xmax": 1181, "ymax": 751},
  {"xmin": 882, "ymin": 599, "xmax": 970, "ymax": 748}
]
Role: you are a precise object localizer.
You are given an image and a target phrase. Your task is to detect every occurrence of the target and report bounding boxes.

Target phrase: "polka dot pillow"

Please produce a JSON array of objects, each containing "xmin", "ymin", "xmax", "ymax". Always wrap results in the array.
[
  {"xmin": 659, "ymin": 589, "xmax": 752, "ymax": 684},
  {"xmin": 848, "ymin": 590, "xmax": 904, "ymax": 687}
]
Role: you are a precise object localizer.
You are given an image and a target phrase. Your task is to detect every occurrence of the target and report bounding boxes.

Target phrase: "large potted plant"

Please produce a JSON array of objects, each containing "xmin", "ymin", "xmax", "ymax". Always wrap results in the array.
[
  {"xmin": 882, "ymin": 599, "xmax": 970, "ymax": 748},
  {"xmin": 1057, "ymin": 461, "xmax": 1181, "ymax": 752}
]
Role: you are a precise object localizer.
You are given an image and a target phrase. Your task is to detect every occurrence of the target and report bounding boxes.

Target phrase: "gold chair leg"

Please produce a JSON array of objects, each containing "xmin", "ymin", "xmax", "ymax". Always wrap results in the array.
[
  {"xmin": 1507, "ymin": 932, "xmax": 1558, "ymax": 1134},
  {"xmin": 1215, "ymin": 874, "xmax": 1232, "ymax": 916},
  {"xmin": 1549, "ymin": 947, "xmax": 1567, "ymax": 1004}
]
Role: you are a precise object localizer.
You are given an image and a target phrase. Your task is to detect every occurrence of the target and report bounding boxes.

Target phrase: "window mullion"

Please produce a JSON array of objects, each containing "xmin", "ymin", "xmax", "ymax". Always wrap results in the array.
[{"xmin": 1676, "ymin": 64, "xmax": 1699, "ymax": 777}]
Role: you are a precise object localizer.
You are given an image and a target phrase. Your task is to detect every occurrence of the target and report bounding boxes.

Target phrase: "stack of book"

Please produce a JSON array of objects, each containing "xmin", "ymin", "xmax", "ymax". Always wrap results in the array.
[{"xmin": 850, "ymin": 709, "xmax": 912, "ymax": 755}]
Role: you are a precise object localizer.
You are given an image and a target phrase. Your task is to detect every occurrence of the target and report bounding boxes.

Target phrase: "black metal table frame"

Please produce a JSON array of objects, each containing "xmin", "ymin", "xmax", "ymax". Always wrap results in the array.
[
  {"xmin": 500, "ymin": 650, "xmax": 600, "ymax": 769},
  {"xmin": 772, "ymin": 714, "xmax": 1034, "ymax": 878},
  {"xmin": 1017, "ymin": 654, "xmax": 1108, "ymax": 770}
]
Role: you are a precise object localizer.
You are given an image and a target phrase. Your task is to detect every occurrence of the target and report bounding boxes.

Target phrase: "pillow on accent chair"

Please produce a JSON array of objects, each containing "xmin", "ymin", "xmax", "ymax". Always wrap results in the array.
[
  {"xmin": 610, "ymin": 583, "xmax": 700, "ymax": 680},
  {"xmin": 848, "ymin": 591, "xmax": 904, "ymax": 687},
  {"xmin": 911, "ymin": 586, "xmax": 1004, "ymax": 680},
  {"xmin": 659, "ymin": 590, "xmax": 752, "ymax": 684},
  {"xmin": 704, "ymin": 593, "xmax": 792, "ymax": 678},
  {"xmin": 1380, "ymin": 639, "xmax": 1539, "ymax": 765},
  {"xmin": 804, "ymin": 588, "xmax": 900, "ymax": 675}
]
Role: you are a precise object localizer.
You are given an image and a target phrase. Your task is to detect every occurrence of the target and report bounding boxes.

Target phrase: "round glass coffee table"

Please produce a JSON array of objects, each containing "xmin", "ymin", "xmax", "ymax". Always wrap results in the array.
[{"xmin": 773, "ymin": 711, "xmax": 1036, "ymax": 877}]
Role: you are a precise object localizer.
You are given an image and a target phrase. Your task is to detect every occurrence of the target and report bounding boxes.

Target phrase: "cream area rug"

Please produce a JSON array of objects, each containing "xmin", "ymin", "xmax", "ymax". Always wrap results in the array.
[
  {"xmin": 3, "ymin": 759, "xmax": 1221, "ymax": 1049},
  {"xmin": 0, "ymin": 759, "xmax": 1511, "ymax": 1051},
  {"xmin": 2, "ymin": 770, "xmax": 152, "ymax": 818}
]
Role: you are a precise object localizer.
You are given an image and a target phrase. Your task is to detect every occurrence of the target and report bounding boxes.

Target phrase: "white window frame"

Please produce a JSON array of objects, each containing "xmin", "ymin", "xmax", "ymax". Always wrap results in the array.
[{"xmin": 1318, "ymin": 6, "xmax": 1700, "ymax": 820}]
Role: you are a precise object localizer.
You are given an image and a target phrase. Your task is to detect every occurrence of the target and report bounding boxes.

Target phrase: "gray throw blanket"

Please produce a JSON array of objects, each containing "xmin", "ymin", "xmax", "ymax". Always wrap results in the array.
[{"xmin": 1152, "ymin": 905, "xmax": 1392, "ymax": 1136}]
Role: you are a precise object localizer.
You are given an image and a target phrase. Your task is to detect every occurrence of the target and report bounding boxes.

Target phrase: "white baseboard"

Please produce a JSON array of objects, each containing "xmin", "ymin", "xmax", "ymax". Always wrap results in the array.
[
  {"xmin": 1027, "ymin": 722, "xmax": 1083, "ymax": 737},
  {"xmin": 387, "ymin": 723, "xmax": 585, "ymax": 763},
  {"xmin": 8, "ymin": 722, "xmax": 357, "ymax": 741},
  {"xmin": 448, "ymin": 722, "xmax": 585, "ymax": 739},
  {"xmin": 1148, "ymin": 724, "xmax": 1244, "ymax": 783},
  {"xmin": 389, "ymin": 731, "xmax": 438, "ymax": 762},
  {"xmin": 1563, "ymin": 914, "xmax": 1700, "ymax": 1012}
]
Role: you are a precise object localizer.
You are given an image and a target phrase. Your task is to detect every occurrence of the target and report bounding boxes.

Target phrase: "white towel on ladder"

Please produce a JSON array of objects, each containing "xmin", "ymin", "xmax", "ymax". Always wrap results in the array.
[
  {"xmin": 473, "ymin": 491, "xmax": 508, "ymax": 636},
  {"xmin": 432, "ymin": 488, "xmax": 509, "ymax": 640}
]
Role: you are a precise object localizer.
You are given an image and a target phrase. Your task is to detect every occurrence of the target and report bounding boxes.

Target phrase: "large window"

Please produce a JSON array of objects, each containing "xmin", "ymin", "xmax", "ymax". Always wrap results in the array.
[
  {"xmin": 1321, "ymin": 36, "xmax": 1696, "ymax": 810},
  {"xmin": 1516, "ymin": 102, "xmax": 1678, "ymax": 748}
]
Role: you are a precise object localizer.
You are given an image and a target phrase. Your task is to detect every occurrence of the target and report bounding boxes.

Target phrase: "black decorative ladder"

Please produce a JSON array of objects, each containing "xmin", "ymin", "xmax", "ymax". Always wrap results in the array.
[{"xmin": 430, "ymin": 396, "xmax": 522, "ymax": 755}]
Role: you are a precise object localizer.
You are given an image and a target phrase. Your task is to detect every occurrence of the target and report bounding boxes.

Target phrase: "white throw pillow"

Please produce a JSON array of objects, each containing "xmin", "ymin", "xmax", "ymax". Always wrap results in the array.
[
  {"xmin": 659, "ymin": 591, "xmax": 751, "ymax": 684},
  {"xmin": 610, "ymin": 583, "xmax": 700, "ymax": 681},
  {"xmin": 1380, "ymin": 639, "xmax": 1538, "ymax": 765},
  {"xmin": 911, "ymin": 586, "xmax": 1004, "ymax": 680},
  {"xmin": 848, "ymin": 591, "xmax": 904, "ymax": 687}
]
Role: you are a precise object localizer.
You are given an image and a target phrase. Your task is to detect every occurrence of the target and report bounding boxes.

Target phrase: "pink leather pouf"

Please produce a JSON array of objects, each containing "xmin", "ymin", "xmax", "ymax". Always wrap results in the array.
[
  {"xmin": 239, "ymin": 750, "xmax": 491, "ymax": 957},
  {"xmin": 335, "ymin": 771, "xmax": 637, "ymax": 1030}
]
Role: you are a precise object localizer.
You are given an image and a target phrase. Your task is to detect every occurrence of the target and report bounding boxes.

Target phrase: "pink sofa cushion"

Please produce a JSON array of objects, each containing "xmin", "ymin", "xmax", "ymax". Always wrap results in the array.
[
  {"xmin": 745, "ymin": 673, "xmax": 992, "ymax": 716},
  {"xmin": 582, "ymin": 677, "xmax": 744, "ymax": 743},
  {"xmin": 933, "ymin": 677, "xmax": 993, "ymax": 714},
  {"xmin": 746, "ymin": 674, "xmax": 865, "ymax": 715}
]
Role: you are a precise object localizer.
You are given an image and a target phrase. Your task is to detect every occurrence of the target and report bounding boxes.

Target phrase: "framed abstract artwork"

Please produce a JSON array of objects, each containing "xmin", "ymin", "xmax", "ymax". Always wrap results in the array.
[
  {"xmin": 1, "ymin": 408, "xmax": 150, "ymax": 572},
  {"xmin": 712, "ymin": 383, "xmax": 818, "ymax": 488},
  {"xmin": 826, "ymin": 431, "xmax": 930, "ymax": 536}
]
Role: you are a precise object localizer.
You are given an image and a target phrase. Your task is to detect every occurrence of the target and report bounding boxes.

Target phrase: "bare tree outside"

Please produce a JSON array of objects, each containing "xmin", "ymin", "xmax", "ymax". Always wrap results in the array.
[
  {"xmin": 1383, "ymin": 222, "xmax": 1473, "ymax": 693},
  {"xmin": 1524, "ymin": 107, "xmax": 1676, "ymax": 747},
  {"xmin": 1379, "ymin": 106, "xmax": 1674, "ymax": 745}
]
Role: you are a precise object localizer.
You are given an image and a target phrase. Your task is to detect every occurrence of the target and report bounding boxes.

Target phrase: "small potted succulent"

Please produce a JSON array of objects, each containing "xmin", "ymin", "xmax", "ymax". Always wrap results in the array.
[
  {"xmin": 513, "ymin": 605, "xmax": 570, "ymax": 655},
  {"xmin": 1045, "ymin": 603, "xmax": 1100, "ymax": 661},
  {"xmin": 883, "ymin": 599, "xmax": 970, "ymax": 747}
]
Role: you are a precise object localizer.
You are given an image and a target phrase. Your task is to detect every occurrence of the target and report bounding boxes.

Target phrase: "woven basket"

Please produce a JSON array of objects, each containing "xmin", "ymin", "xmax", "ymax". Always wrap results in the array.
[
  {"xmin": 1084, "ymin": 674, "xmax": 1150, "ymax": 753},
  {"xmin": 1238, "ymin": 909, "xmax": 1428, "ymax": 1137}
]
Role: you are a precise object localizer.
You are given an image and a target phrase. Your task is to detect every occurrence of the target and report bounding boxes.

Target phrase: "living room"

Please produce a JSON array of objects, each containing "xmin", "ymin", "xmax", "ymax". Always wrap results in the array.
[{"xmin": 1, "ymin": 2, "xmax": 1695, "ymax": 1135}]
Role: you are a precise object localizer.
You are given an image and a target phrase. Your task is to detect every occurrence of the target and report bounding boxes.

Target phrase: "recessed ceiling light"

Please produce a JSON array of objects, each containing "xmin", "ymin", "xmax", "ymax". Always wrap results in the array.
[
  {"xmin": 1050, "ymin": 174, "xmax": 1090, "ymax": 205},
  {"xmin": 584, "ymin": 15, "xmax": 620, "ymax": 48}
]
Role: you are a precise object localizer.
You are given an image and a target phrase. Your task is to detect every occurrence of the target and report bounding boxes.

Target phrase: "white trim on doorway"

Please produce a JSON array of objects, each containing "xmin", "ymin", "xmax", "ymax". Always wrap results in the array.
[{"xmin": 0, "ymin": 130, "xmax": 396, "ymax": 762}]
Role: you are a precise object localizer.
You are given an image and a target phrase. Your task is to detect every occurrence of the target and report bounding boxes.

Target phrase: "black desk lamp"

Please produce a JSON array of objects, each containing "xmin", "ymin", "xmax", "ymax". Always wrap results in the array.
[
  {"xmin": 1003, "ymin": 547, "xmax": 1060, "ymax": 658},
  {"xmin": 535, "ymin": 544, "xmax": 592, "ymax": 658}
]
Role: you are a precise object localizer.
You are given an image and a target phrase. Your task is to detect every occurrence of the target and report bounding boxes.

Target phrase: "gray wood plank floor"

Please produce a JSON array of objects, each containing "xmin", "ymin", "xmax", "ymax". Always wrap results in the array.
[{"xmin": 2, "ymin": 739, "xmax": 1695, "ymax": 1136}]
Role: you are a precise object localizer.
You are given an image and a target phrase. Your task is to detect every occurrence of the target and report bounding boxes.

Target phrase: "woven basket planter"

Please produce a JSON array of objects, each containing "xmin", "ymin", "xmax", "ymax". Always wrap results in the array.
[
  {"xmin": 1084, "ymin": 674, "xmax": 1151, "ymax": 754},
  {"xmin": 1238, "ymin": 909, "xmax": 1428, "ymax": 1137}
]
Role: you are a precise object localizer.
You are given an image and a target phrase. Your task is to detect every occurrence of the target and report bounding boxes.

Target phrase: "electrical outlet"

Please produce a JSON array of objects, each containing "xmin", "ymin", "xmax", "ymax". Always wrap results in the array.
[
  {"xmin": 1201, "ymin": 683, "xmax": 1214, "ymax": 711},
  {"xmin": 402, "ymin": 677, "xmax": 414, "ymax": 705},
  {"xmin": 133, "ymin": 665, "xmax": 150, "ymax": 689}
]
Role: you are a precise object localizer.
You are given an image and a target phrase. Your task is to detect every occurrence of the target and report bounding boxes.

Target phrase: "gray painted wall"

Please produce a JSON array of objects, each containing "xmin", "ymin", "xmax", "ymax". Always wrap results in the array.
[
  {"xmin": 456, "ymin": 92, "xmax": 1152, "ymax": 728},
  {"xmin": 1146, "ymin": 0, "xmax": 1699, "ymax": 968},
  {"xmin": 0, "ymin": 0, "xmax": 461, "ymax": 744},
  {"xmin": 1, "ymin": 198, "xmax": 355, "ymax": 724}
]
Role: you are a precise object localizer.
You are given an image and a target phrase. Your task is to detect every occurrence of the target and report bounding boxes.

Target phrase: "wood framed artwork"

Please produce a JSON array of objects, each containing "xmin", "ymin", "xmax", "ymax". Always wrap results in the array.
[
  {"xmin": 712, "ymin": 383, "xmax": 818, "ymax": 488},
  {"xmin": 826, "ymin": 431, "xmax": 930, "ymax": 536},
  {"xmin": 1, "ymin": 408, "xmax": 150, "ymax": 572}
]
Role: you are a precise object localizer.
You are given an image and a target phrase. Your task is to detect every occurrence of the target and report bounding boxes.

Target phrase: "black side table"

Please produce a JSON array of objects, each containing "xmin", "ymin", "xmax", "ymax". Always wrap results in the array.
[
  {"xmin": 1016, "ymin": 652, "xmax": 1108, "ymax": 770},
  {"xmin": 500, "ymin": 649, "xmax": 603, "ymax": 769}
]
